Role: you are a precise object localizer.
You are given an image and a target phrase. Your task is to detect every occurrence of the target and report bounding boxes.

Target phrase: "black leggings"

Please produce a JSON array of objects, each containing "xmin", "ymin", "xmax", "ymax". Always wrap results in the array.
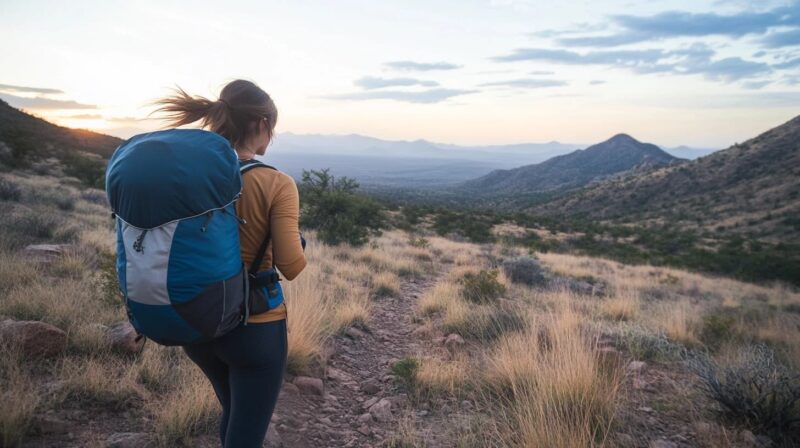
[{"xmin": 182, "ymin": 319, "xmax": 287, "ymax": 448}]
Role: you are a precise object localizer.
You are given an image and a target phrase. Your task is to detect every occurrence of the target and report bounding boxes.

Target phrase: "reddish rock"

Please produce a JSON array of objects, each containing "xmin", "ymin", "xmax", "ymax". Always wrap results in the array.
[
  {"xmin": 368, "ymin": 398, "xmax": 393, "ymax": 422},
  {"xmin": 294, "ymin": 376, "xmax": 324, "ymax": 396},
  {"xmin": 0, "ymin": 319, "xmax": 66, "ymax": 357},
  {"xmin": 107, "ymin": 321, "xmax": 144, "ymax": 354},
  {"xmin": 444, "ymin": 333, "xmax": 465, "ymax": 351}
]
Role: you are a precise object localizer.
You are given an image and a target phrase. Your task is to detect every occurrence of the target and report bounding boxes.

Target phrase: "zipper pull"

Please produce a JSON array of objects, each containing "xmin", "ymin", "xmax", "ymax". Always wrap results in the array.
[{"xmin": 200, "ymin": 211, "xmax": 214, "ymax": 232}]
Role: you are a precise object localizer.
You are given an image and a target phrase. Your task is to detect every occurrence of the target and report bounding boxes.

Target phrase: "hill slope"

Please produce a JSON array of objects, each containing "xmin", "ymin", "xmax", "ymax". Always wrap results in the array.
[
  {"xmin": 0, "ymin": 99, "xmax": 123, "ymax": 186},
  {"xmin": 533, "ymin": 115, "xmax": 800, "ymax": 242},
  {"xmin": 463, "ymin": 134, "xmax": 681, "ymax": 195}
]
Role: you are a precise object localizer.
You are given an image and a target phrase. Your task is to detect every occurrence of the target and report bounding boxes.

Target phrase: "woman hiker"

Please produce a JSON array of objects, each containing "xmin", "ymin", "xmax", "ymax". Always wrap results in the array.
[{"xmin": 152, "ymin": 79, "xmax": 307, "ymax": 447}]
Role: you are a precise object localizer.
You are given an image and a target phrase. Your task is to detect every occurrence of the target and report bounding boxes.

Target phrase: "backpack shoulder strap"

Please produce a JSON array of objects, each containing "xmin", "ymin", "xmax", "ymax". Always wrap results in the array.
[
  {"xmin": 238, "ymin": 159, "xmax": 279, "ymax": 274},
  {"xmin": 239, "ymin": 159, "xmax": 277, "ymax": 175}
]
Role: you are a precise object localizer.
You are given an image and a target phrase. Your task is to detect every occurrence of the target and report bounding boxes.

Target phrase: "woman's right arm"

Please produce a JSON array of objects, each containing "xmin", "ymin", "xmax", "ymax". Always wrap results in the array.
[{"xmin": 271, "ymin": 174, "xmax": 307, "ymax": 280}]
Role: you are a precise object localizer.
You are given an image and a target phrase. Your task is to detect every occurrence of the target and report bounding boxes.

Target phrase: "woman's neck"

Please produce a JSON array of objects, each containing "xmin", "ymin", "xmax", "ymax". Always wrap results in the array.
[{"xmin": 236, "ymin": 148, "xmax": 257, "ymax": 160}]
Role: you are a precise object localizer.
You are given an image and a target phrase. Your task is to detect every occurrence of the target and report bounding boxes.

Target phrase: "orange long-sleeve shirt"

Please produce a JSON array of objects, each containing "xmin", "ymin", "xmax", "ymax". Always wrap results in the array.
[{"xmin": 235, "ymin": 162, "xmax": 306, "ymax": 323}]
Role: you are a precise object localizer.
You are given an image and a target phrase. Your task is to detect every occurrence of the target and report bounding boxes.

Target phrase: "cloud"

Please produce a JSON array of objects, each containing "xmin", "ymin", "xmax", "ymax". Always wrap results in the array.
[
  {"xmin": 492, "ymin": 45, "xmax": 772, "ymax": 82},
  {"xmin": 62, "ymin": 113, "xmax": 103, "ymax": 119},
  {"xmin": 0, "ymin": 83, "xmax": 64, "ymax": 95},
  {"xmin": 774, "ymin": 57, "xmax": 800, "ymax": 69},
  {"xmin": 325, "ymin": 88, "xmax": 476, "ymax": 104},
  {"xmin": 741, "ymin": 80, "xmax": 771, "ymax": 89},
  {"xmin": 354, "ymin": 76, "xmax": 439, "ymax": 89},
  {"xmin": 492, "ymin": 47, "xmax": 665, "ymax": 66},
  {"xmin": 554, "ymin": 4, "xmax": 800, "ymax": 48},
  {"xmin": 589, "ymin": 80, "xmax": 606, "ymax": 85},
  {"xmin": 384, "ymin": 60, "xmax": 461, "ymax": 71},
  {"xmin": 479, "ymin": 78, "xmax": 567, "ymax": 88},
  {"xmin": 0, "ymin": 93, "xmax": 96, "ymax": 109},
  {"xmin": 528, "ymin": 70, "xmax": 555, "ymax": 75},
  {"xmin": 760, "ymin": 29, "xmax": 800, "ymax": 48}
]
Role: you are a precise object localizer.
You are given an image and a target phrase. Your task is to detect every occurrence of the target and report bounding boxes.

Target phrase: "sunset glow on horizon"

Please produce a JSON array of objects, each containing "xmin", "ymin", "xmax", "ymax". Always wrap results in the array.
[{"xmin": 2, "ymin": 0, "xmax": 799, "ymax": 148}]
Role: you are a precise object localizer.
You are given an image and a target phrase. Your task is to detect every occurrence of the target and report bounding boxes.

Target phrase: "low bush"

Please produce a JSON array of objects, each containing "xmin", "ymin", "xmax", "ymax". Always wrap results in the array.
[
  {"xmin": 501, "ymin": 256, "xmax": 547, "ymax": 286},
  {"xmin": 689, "ymin": 344, "xmax": 800, "ymax": 441},
  {"xmin": 460, "ymin": 269, "xmax": 506, "ymax": 304},
  {"xmin": 299, "ymin": 169, "xmax": 385, "ymax": 246},
  {"xmin": 0, "ymin": 179, "xmax": 21, "ymax": 201}
]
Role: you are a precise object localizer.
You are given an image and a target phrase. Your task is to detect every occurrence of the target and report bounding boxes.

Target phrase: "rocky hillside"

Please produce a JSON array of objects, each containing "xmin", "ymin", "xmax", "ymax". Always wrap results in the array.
[
  {"xmin": 0, "ymin": 100, "xmax": 122, "ymax": 186},
  {"xmin": 462, "ymin": 134, "xmax": 681, "ymax": 195},
  {"xmin": 533, "ymin": 114, "xmax": 800, "ymax": 243}
]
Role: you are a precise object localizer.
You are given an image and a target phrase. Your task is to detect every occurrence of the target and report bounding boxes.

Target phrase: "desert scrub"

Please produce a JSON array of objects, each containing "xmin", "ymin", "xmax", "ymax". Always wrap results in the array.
[
  {"xmin": 0, "ymin": 178, "xmax": 22, "ymax": 202},
  {"xmin": 460, "ymin": 269, "xmax": 506, "ymax": 304},
  {"xmin": 689, "ymin": 344, "xmax": 800, "ymax": 441},
  {"xmin": 618, "ymin": 325, "xmax": 686, "ymax": 363},
  {"xmin": 444, "ymin": 303, "xmax": 526, "ymax": 342},
  {"xmin": 502, "ymin": 256, "xmax": 547, "ymax": 286}
]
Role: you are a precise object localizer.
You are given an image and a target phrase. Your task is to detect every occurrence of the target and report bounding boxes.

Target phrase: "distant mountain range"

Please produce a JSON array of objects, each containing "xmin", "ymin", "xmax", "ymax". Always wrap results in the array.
[
  {"xmin": 462, "ymin": 134, "xmax": 682, "ymax": 195},
  {"xmin": 532, "ymin": 114, "xmax": 800, "ymax": 243}
]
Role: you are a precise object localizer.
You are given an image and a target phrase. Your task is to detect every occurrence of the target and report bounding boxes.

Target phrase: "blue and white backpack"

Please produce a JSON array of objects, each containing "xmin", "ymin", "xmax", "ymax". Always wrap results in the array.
[{"xmin": 105, "ymin": 128, "xmax": 282, "ymax": 346}]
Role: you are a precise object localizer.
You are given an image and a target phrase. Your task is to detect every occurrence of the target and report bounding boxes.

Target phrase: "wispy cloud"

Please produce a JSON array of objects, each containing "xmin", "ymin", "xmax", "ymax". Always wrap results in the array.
[
  {"xmin": 479, "ymin": 78, "xmax": 567, "ymax": 89},
  {"xmin": 760, "ymin": 29, "xmax": 800, "ymax": 48},
  {"xmin": 589, "ymin": 80, "xmax": 606, "ymax": 85},
  {"xmin": 354, "ymin": 76, "xmax": 439, "ymax": 89},
  {"xmin": 492, "ymin": 45, "xmax": 772, "ymax": 82},
  {"xmin": 0, "ymin": 93, "xmax": 97, "ymax": 109},
  {"xmin": 325, "ymin": 88, "xmax": 475, "ymax": 104},
  {"xmin": 554, "ymin": 4, "xmax": 800, "ymax": 48},
  {"xmin": 384, "ymin": 60, "xmax": 461, "ymax": 71},
  {"xmin": 61, "ymin": 113, "xmax": 103, "ymax": 119},
  {"xmin": 0, "ymin": 83, "xmax": 64, "ymax": 95}
]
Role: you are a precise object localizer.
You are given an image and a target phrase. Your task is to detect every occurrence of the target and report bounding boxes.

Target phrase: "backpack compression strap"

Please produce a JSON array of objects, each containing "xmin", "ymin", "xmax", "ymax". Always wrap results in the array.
[{"xmin": 238, "ymin": 159, "xmax": 279, "ymax": 276}]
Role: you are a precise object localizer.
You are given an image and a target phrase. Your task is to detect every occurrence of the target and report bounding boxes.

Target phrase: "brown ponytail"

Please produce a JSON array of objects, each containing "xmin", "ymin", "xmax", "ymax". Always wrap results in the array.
[{"xmin": 148, "ymin": 79, "xmax": 278, "ymax": 150}]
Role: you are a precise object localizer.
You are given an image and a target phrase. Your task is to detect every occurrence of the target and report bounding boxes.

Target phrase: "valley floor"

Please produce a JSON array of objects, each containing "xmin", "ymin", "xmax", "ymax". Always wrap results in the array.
[{"xmin": 2, "ymin": 170, "xmax": 799, "ymax": 448}]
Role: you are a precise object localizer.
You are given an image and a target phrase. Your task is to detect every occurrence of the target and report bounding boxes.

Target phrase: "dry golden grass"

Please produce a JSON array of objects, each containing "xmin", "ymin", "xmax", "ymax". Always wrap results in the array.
[
  {"xmin": 485, "ymin": 304, "xmax": 621, "ymax": 448},
  {"xmin": 415, "ymin": 357, "xmax": 470, "ymax": 398},
  {"xmin": 0, "ymin": 343, "xmax": 40, "ymax": 448},
  {"xmin": 417, "ymin": 280, "xmax": 460, "ymax": 316},
  {"xmin": 651, "ymin": 299, "xmax": 701, "ymax": 346},
  {"xmin": 283, "ymin": 261, "xmax": 334, "ymax": 372},
  {"xmin": 371, "ymin": 271, "xmax": 400, "ymax": 298},
  {"xmin": 601, "ymin": 289, "xmax": 640, "ymax": 321},
  {"xmin": 152, "ymin": 367, "xmax": 219, "ymax": 447},
  {"xmin": 57, "ymin": 357, "xmax": 140, "ymax": 407}
]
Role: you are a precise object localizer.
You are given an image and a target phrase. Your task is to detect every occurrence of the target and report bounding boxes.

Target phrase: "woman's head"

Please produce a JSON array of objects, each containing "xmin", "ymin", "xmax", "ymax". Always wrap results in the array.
[{"xmin": 150, "ymin": 79, "xmax": 277, "ymax": 156}]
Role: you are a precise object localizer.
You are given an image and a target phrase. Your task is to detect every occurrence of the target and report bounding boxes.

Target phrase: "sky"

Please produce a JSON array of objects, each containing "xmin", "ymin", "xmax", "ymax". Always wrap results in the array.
[{"xmin": 1, "ymin": 0, "xmax": 799, "ymax": 148}]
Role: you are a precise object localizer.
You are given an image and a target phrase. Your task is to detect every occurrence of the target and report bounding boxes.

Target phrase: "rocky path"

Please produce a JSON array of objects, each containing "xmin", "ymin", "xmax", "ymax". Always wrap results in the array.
[{"xmin": 271, "ymin": 270, "xmax": 452, "ymax": 448}]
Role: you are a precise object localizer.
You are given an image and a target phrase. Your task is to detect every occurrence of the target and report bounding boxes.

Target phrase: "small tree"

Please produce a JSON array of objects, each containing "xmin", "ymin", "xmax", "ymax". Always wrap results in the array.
[{"xmin": 299, "ymin": 169, "xmax": 385, "ymax": 246}]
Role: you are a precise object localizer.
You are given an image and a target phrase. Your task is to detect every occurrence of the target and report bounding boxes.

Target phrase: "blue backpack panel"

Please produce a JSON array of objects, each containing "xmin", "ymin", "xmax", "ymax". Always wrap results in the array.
[{"xmin": 106, "ymin": 129, "xmax": 248, "ymax": 346}]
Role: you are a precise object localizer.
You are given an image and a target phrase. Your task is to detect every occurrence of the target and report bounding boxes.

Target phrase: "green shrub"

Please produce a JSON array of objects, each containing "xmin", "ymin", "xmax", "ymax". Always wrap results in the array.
[
  {"xmin": 689, "ymin": 344, "xmax": 800, "ymax": 441},
  {"xmin": 701, "ymin": 313, "xmax": 737, "ymax": 350},
  {"xmin": 0, "ymin": 179, "xmax": 21, "ymax": 201},
  {"xmin": 392, "ymin": 357, "xmax": 419, "ymax": 387},
  {"xmin": 299, "ymin": 169, "xmax": 385, "ymax": 246},
  {"xmin": 619, "ymin": 326, "xmax": 686, "ymax": 362},
  {"xmin": 460, "ymin": 269, "xmax": 506, "ymax": 304}
]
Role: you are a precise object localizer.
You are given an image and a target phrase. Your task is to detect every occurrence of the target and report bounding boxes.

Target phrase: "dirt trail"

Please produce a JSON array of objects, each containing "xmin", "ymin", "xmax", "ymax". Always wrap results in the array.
[{"xmin": 273, "ymin": 270, "xmax": 452, "ymax": 448}]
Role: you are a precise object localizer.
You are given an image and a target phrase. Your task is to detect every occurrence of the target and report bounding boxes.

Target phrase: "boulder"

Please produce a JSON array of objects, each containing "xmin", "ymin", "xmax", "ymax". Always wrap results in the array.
[
  {"xmin": 360, "ymin": 381, "xmax": 381, "ymax": 395},
  {"xmin": 107, "ymin": 432, "xmax": 153, "ymax": 448},
  {"xmin": 345, "ymin": 327, "xmax": 366, "ymax": 340},
  {"xmin": 23, "ymin": 244, "xmax": 72, "ymax": 262},
  {"xmin": 626, "ymin": 361, "xmax": 647, "ymax": 374},
  {"xmin": 368, "ymin": 398, "xmax": 393, "ymax": 422},
  {"xmin": 444, "ymin": 333, "xmax": 465, "ymax": 352},
  {"xmin": 294, "ymin": 376, "xmax": 324, "ymax": 396},
  {"xmin": 0, "ymin": 319, "xmax": 66, "ymax": 357},
  {"xmin": 107, "ymin": 321, "xmax": 145, "ymax": 354}
]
